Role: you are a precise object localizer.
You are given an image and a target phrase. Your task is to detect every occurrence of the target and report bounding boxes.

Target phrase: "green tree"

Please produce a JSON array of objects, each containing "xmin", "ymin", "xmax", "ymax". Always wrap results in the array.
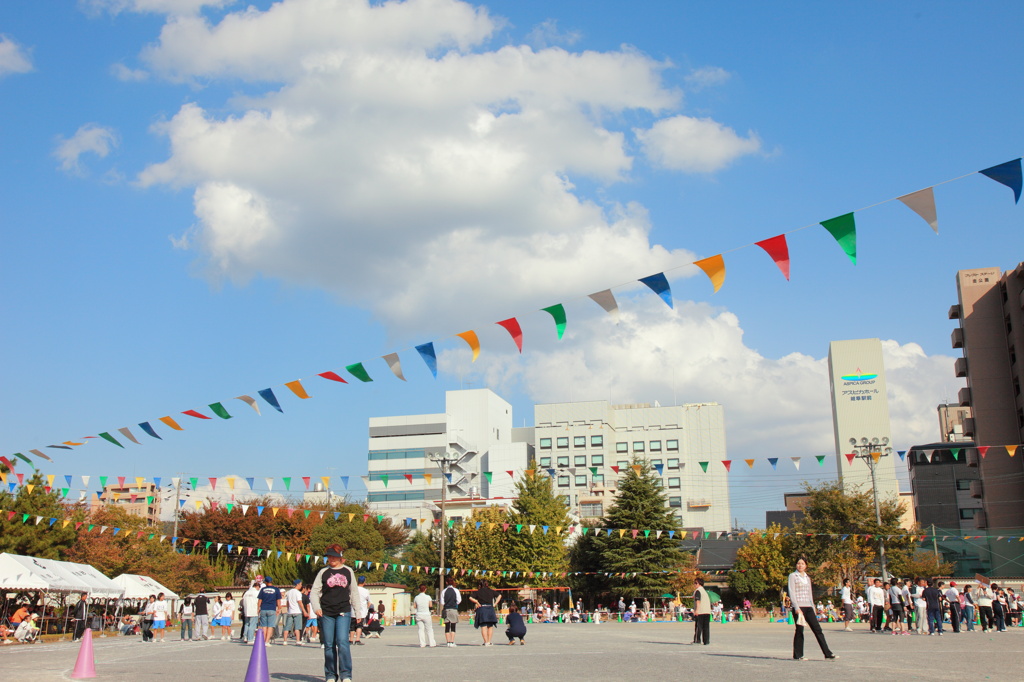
[
  {"xmin": 506, "ymin": 473, "xmax": 571, "ymax": 583},
  {"xmin": 575, "ymin": 460, "xmax": 684, "ymax": 600},
  {"xmin": 791, "ymin": 481, "xmax": 916, "ymax": 587},
  {"xmin": 887, "ymin": 550, "xmax": 956, "ymax": 580},
  {"xmin": 0, "ymin": 472, "xmax": 82, "ymax": 558},
  {"xmin": 450, "ymin": 506, "xmax": 513, "ymax": 585},
  {"xmin": 727, "ymin": 523, "xmax": 794, "ymax": 605}
]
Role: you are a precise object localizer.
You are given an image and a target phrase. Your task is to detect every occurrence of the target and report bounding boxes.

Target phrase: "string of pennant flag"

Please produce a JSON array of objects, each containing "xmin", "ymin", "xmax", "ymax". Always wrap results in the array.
[
  {"xmin": 5, "ymin": 158, "xmax": 1022, "ymax": 468},
  {"xmin": 3, "ymin": 442, "xmax": 1022, "ymax": 499}
]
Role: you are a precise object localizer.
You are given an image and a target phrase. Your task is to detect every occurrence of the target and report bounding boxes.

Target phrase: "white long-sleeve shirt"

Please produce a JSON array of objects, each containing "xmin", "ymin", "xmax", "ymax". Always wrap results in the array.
[{"xmin": 787, "ymin": 571, "xmax": 814, "ymax": 609}]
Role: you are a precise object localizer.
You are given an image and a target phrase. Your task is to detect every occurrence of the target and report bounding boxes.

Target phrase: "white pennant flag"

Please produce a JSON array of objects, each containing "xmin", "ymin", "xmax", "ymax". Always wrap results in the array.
[
  {"xmin": 241, "ymin": 505, "xmax": 250, "ymax": 515},
  {"xmin": 217, "ymin": 543, "xmax": 223, "ymax": 551},
  {"xmin": 791, "ymin": 457, "xmax": 801, "ymax": 470},
  {"xmin": 265, "ymin": 478, "xmax": 274, "ymax": 491},
  {"xmin": 656, "ymin": 530, "xmax": 663, "ymax": 539},
  {"xmin": 81, "ymin": 475, "xmax": 90, "ymax": 488},
  {"xmin": 897, "ymin": 187, "xmax": 938, "ymax": 233},
  {"xmin": 35, "ymin": 516, "xmax": 44, "ymax": 525},
  {"xmin": 529, "ymin": 525, "xmax": 536, "ymax": 534}
]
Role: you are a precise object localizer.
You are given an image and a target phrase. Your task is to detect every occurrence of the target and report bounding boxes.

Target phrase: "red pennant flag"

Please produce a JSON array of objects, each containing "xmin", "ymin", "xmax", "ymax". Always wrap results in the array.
[
  {"xmin": 506, "ymin": 470, "xmax": 514, "ymax": 478},
  {"xmin": 318, "ymin": 371, "xmax": 348, "ymax": 383},
  {"xmin": 496, "ymin": 317, "xmax": 524, "ymax": 353},
  {"xmin": 502, "ymin": 523, "xmax": 510, "ymax": 532},
  {"xmin": 404, "ymin": 474, "xmax": 413, "ymax": 484},
  {"xmin": 363, "ymin": 514, "xmax": 370, "ymax": 522},
  {"xmin": 183, "ymin": 409, "xmax": 211, "ymax": 419},
  {"xmin": 845, "ymin": 453, "xmax": 856, "ymax": 465},
  {"xmin": 754, "ymin": 234, "xmax": 791, "ymax": 280},
  {"xmin": 691, "ymin": 530, "xmax": 699, "ymax": 539},
  {"xmin": 610, "ymin": 466, "xmax": 620, "ymax": 474},
  {"xmin": 75, "ymin": 521, "xmax": 83, "ymax": 530},
  {"xmin": 302, "ymin": 476, "xmax": 311, "ymax": 489},
  {"xmin": 978, "ymin": 446, "xmax": 990, "ymax": 458},
  {"xmin": 211, "ymin": 501, "xmax": 218, "ymax": 510},
  {"xmin": 209, "ymin": 477, "xmax": 217, "ymax": 490},
  {"xmin": 117, "ymin": 476, "xmax": 125, "ymax": 487},
  {"xmin": 631, "ymin": 529, "xmax": 639, "ymax": 538},
  {"xmin": 722, "ymin": 460, "xmax": 732, "ymax": 472},
  {"xmin": 7, "ymin": 511, "xmax": 15, "ymax": 521}
]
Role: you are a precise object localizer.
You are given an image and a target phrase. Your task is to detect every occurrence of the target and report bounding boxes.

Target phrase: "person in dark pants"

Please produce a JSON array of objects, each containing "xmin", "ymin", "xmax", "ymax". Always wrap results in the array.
[
  {"xmin": 692, "ymin": 578, "xmax": 711, "ymax": 645},
  {"xmin": 72, "ymin": 593, "xmax": 90, "ymax": 641},
  {"xmin": 505, "ymin": 604, "xmax": 527, "ymax": 645},
  {"xmin": 788, "ymin": 558, "xmax": 837, "ymax": 661}
]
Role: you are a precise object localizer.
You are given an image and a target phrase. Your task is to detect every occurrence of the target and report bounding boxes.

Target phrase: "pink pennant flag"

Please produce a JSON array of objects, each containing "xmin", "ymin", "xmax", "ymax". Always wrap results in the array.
[
  {"xmin": 496, "ymin": 318, "xmax": 524, "ymax": 352},
  {"xmin": 209, "ymin": 477, "xmax": 217, "ymax": 490},
  {"xmin": 302, "ymin": 476, "xmax": 311, "ymax": 490},
  {"xmin": 755, "ymin": 234, "xmax": 791, "ymax": 280}
]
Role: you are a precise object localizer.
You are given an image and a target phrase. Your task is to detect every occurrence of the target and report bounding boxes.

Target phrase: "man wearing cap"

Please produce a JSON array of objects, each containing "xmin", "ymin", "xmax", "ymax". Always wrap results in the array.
[
  {"xmin": 258, "ymin": 578, "xmax": 283, "ymax": 645},
  {"xmin": 311, "ymin": 544, "xmax": 364, "ymax": 682},
  {"xmin": 944, "ymin": 581, "xmax": 962, "ymax": 633}
]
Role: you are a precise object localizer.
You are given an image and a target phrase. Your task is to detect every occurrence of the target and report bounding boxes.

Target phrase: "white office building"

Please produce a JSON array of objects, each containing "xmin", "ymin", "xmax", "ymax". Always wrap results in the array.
[
  {"xmin": 534, "ymin": 400, "xmax": 732, "ymax": 534},
  {"xmin": 365, "ymin": 389, "xmax": 533, "ymax": 526}
]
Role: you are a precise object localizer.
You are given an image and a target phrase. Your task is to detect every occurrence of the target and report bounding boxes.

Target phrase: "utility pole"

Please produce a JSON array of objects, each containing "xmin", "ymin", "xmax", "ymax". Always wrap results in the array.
[
  {"xmin": 429, "ymin": 451, "xmax": 462, "ymax": 603},
  {"xmin": 850, "ymin": 437, "xmax": 893, "ymax": 580}
]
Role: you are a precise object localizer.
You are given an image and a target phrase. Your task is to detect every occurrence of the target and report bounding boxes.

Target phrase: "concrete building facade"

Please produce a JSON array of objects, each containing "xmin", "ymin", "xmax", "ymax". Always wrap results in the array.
[
  {"xmin": 533, "ymin": 400, "xmax": 731, "ymax": 534},
  {"xmin": 828, "ymin": 338, "xmax": 900, "ymax": 502},
  {"xmin": 949, "ymin": 264, "xmax": 1024, "ymax": 529},
  {"xmin": 92, "ymin": 481, "xmax": 162, "ymax": 526},
  {"xmin": 906, "ymin": 443, "xmax": 982, "ymax": 533}
]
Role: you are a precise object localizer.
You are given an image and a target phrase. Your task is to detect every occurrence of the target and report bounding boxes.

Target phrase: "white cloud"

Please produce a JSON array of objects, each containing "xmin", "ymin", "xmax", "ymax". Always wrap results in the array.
[
  {"xmin": 125, "ymin": 0, "xmax": 766, "ymax": 335},
  {"xmin": 0, "ymin": 35, "xmax": 33, "ymax": 77},
  {"xmin": 54, "ymin": 124, "xmax": 119, "ymax": 174},
  {"xmin": 684, "ymin": 65, "xmax": 731, "ymax": 90},
  {"xmin": 636, "ymin": 115, "xmax": 761, "ymax": 173},
  {"xmin": 526, "ymin": 19, "xmax": 582, "ymax": 49},
  {"xmin": 111, "ymin": 62, "xmax": 149, "ymax": 81},
  {"xmin": 80, "ymin": 0, "xmax": 232, "ymax": 16}
]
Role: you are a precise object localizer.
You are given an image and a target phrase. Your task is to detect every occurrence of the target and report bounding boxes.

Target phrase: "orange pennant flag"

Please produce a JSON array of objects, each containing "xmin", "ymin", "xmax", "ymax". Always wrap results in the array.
[
  {"xmin": 456, "ymin": 331, "xmax": 481, "ymax": 362},
  {"xmin": 693, "ymin": 254, "xmax": 726, "ymax": 293},
  {"xmin": 744, "ymin": 459, "xmax": 755, "ymax": 469},
  {"xmin": 1008, "ymin": 445, "xmax": 1018, "ymax": 457},
  {"xmin": 285, "ymin": 380, "xmax": 310, "ymax": 399},
  {"xmin": 159, "ymin": 416, "xmax": 183, "ymax": 431},
  {"xmin": 424, "ymin": 473, "xmax": 432, "ymax": 485},
  {"xmin": 631, "ymin": 464, "xmax": 642, "ymax": 474},
  {"xmin": 525, "ymin": 469, "xmax": 535, "ymax": 479}
]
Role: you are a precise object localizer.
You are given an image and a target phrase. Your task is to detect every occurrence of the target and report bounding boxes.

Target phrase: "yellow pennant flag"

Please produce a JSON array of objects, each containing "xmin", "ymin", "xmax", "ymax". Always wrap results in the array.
[
  {"xmin": 0, "ymin": 472, "xmax": 6, "ymax": 484},
  {"xmin": 194, "ymin": 500, "xmax": 202, "ymax": 509},
  {"xmin": 62, "ymin": 519, "xmax": 71, "ymax": 528},
  {"xmin": 272, "ymin": 508, "xmax": 280, "ymax": 517},
  {"xmin": 348, "ymin": 513, "xmax": 355, "ymax": 522},
  {"xmin": 111, "ymin": 491, "xmax": 119, "ymax": 500},
  {"xmin": 286, "ymin": 553, "xmax": 292, "ymax": 560},
  {"xmin": 227, "ymin": 477, "xmax": 236, "ymax": 490},
  {"xmin": 135, "ymin": 477, "xmax": 144, "ymax": 488},
  {"xmin": 744, "ymin": 459, "xmax": 755, "ymax": 469},
  {"xmin": 26, "ymin": 484, "xmax": 35, "ymax": 493},
  {"xmin": 488, "ymin": 523, "xmax": 495, "ymax": 531},
  {"xmin": 423, "ymin": 473, "xmax": 432, "ymax": 485},
  {"xmin": 1007, "ymin": 445, "xmax": 1018, "ymax": 457},
  {"xmin": 46, "ymin": 474, "xmax": 55, "ymax": 487},
  {"xmin": 285, "ymin": 380, "xmax": 310, "ymax": 399},
  {"xmin": 456, "ymin": 330, "xmax": 481, "ymax": 362},
  {"xmin": 694, "ymin": 254, "xmax": 726, "ymax": 293},
  {"xmin": 321, "ymin": 476, "xmax": 330, "ymax": 489},
  {"xmin": 619, "ymin": 529, "xmax": 627, "ymax": 538},
  {"xmin": 555, "ymin": 526, "xmax": 562, "ymax": 534}
]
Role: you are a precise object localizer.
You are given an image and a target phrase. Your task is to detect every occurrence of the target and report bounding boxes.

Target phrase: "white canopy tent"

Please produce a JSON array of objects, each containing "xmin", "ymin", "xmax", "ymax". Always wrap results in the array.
[
  {"xmin": 0, "ymin": 553, "xmax": 124, "ymax": 597},
  {"xmin": 112, "ymin": 573, "xmax": 179, "ymax": 600}
]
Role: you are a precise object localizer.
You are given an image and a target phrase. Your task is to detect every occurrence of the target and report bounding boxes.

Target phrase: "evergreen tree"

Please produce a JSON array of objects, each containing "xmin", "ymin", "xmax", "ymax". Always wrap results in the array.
[
  {"xmin": 0, "ymin": 472, "xmax": 81, "ymax": 558},
  {"xmin": 582, "ymin": 459, "xmax": 684, "ymax": 599},
  {"xmin": 506, "ymin": 473, "xmax": 571, "ymax": 583}
]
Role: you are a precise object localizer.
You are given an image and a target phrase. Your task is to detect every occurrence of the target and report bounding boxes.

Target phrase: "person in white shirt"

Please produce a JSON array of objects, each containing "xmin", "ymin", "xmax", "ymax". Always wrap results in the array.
[
  {"xmin": 220, "ymin": 594, "xmax": 236, "ymax": 640},
  {"xmin": 787, "ymin": 557, "xmax": 836, "ymax": 660},
  {"xmin": 350, "ymin": 576, "xmax": 372, "ymax": 646},
  {"xmin": 840, "ymin": 578, "xmax": 854, "ymax": 631},
  {"xmin": 283, "ymin": 580, "xmax": 305, "ymax": 646},
  {"xmin": 944, "ymin": 582, "xmax": 962, "ymax": 633},
  {"xmin": 412, "ymin": 584, "xmax": 437, "ymax": 648},
  {"xmin": 912, "ymin": 578, "xmax": 928, "ymax": 634},
  {"xmin": 152, "ymin": 593, "xmax": 169, "ymax": 643},
  {"xmin": 865, "ymin": 579, "xmax": 887, "ymax": 632},
  {"xmin": 242, "ymin": 581, "xmax": 261, "ymax": 644}
]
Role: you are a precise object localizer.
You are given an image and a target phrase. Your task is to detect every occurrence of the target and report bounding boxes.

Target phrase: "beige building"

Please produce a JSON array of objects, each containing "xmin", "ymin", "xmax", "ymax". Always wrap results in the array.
[
  {"xmin": 90, "ymin": 480, "xmax": 162, "ymax": 526},
  {"xmin": 949, "ymin": 263, "xmax": 1024, "ymax": 529}
]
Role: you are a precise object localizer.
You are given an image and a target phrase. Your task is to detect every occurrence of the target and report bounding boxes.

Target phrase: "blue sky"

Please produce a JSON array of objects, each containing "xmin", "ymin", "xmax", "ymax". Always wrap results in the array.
[{"xmin": 2, "ymin": 1, "xmax": 1021, "ymax": 529}]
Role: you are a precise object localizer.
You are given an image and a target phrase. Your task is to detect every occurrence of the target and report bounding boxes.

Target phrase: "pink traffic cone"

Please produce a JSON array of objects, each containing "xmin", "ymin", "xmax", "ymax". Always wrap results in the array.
[
  {"xmin": 70, "ymin": 628, "xmax": 96, "ymax": 679},
  {"xmin": 244, "ymin": 630, "xmax": 270, "ymax": 682}
]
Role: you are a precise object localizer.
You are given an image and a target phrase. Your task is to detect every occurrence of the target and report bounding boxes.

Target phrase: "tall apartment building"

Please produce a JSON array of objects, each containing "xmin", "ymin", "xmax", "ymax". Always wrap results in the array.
[
  {"xmin": 533, "ymin": 400, "xmax": 731, "ymax": 534},
  {"xmin": 937, "ymin": 403, "xmax": 973, "ymax": 442},
  {"xmin": 91, "ymin": 480, "xmax": 162, "ymax": 526},
  {"xmin": 365, "ymin": 389, "xmax": 533, "ymax": 525},
  {"xmin": 828, "ymin": 339, "xmax": 899, "ymax": 502},
  {"xmin": 949, "ymin": 263, "xmax": 1024, "ymax": 529}
]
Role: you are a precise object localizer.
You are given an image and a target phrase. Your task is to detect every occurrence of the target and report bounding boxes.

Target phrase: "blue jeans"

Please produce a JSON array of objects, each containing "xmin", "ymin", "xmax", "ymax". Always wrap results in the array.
[
  {"xmin": 927, "ymin": 607, "xmax": 943, "ymax": 633},
  {"xmin": 962, "ymin": 604, "xmax": 975, "ymax": 631},
  {"xmin": 321, "ymin": 612, "xmax": 353, "ymax": 682},
  {"xmin": 242, "ymin": 616, "xmax": 257, "ymax": 642},
  {"xmin": 180, "ymin": 618, "xmax": 193, "ymax": 640}
]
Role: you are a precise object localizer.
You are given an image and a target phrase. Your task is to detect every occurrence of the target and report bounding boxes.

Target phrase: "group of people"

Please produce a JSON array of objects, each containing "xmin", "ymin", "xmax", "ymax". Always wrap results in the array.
[{"xmin": 0, "ymin": 602, "xmax": 42, "ymax": 644}]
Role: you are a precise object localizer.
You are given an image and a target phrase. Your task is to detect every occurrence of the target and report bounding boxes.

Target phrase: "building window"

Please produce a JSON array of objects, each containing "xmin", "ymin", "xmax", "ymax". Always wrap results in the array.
[
  {"xmin": 650, "ymin": 440, "xmax": 662, "ymax": 452},
  {"xmin": 581, "ymin": 502, "xmax": 603, "ymax": 517},
  {"xmin": 667, "ymin": 458, "xmax": 680, "ymax": 469},
  {"xmin": 669, "ymin": 496, "xmax": 682, "ymax": 508},
  {"xmin": 592, "ymin": 454, "xmax": 604, "ymax": 466},
  {"xmin": 591, "ymin": 435, "xmax": 604, "ymax": 447},
  {"xmin": 616, "ymin": 460, "xmax": 629, "ymax": 470},
  {"xmin": 539, "ymin": 457, "xmax": 551, "ymax": 468},
  {"xmin": 539, "ymin": 438, "xmax": 552, "ymax": 449},
  {"xmin": 557, "ymin": 437, "xmax": 569, "ymax": 449},
  {"xmin": 633, "ymin": 441, "xmax": 645, "ymax": 452},
  {"xmin": 574, "ymin": 436, "xmax": 587, "ymax": 448},
  {"xmin": 574, "ymin": 455, "xmax": 587, "ymax": 466},
  {"xmin": 575, "ymin": 475, "xmax": 587, "ymax": 486},
  {"xmin": 960, "ymin": 508, "xmax": 980, "ymax": 519},
  {"xmin": 616, "ymin": 442, "xmax": 628, "ymax": 453},
  {"xmin": 668, "ymin": 477, "xmax": 681, "ymax": 489},
  {"xmin": 593, "ymin": 474, "xmax": 605, "ymax": 485},
  {"xmin": 557, "ymin": 456, "xmax": 570, "ymax": 468},
  {"xmin": 650, "ymin": 459, "xmax": 663, "ymax": 468},
  {"xmin": 557, "ymin": 476, "xmax": 570, "ymax": 488},
  {"xmin": 956, "ymin": 479, "xmax": 972, "ymax": 491},
  {"xmin": 667, "ymin": 439, "xmax": 679, "ymax": 451}
]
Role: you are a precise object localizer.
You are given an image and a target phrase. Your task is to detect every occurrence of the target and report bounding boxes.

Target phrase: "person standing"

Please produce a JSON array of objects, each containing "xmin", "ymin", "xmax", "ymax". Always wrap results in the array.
[
  {"xmin": 140, "ymin": 595, "xmax": 156, "ymax": 642},
  {"xmin": 178, "ymin": 597, "xmax": 194, "ymax": 641},
  {"xmin": 242, "ymin": 581, "xmax": 260, "ymax": 643},
  {"xmin": 912, "ymin": 578, "xmax": 928, "ymax": 634},
  {"xmin": 692, "ymin": 578, "xmax": 711, "ymax": 645},
  {"xmin": 310, "ymin": 544, "xmax": 364, "ymax": 682},
  {"xmin": 412, "ymin": 584, "xmax": 437, "ymax": 648},
  {"xmin": 886, "ymin": 579, "xmax": 906, "ymax": 635},
  {"xmin": 258, "ymin": 578, "xmax": 283, "ymax": 645},
  {"xmin": 220, "ymin": 593, "xmax": 236, "ymax": 640},
  {"xmin": 787, "ymin": 557, "xmax": 837, "ymax": 661},
  {"xmin": 975, "ymin": 582, "xmax": 995, "ymax": 632},
  {"xmin": 72, "ymin": 593, "xmax": 90, "ymax": 641},
  {"xmin": 350, "ymin": 576, "xmax": 371, "ymax": 646},
  {"xmin": 441, "ymin": 576, "xmax": 461, "ymax": 647},
  {"xmin": 301, "ymin": 584, "xmax": 318, "ymax": 644},
  {"xmin": 944, "ymin": 582, "xmax": 962, "ymax": 633},
  {"xmin": 865, "ymin": 578, "xmax": 886, "ymax": 633},
  {"xmin": 840, "ymin": 579, "xmax": 855, "ymax": 631},
  {"xmin": 468, "ymin": 579, "xmax": 501, "ymax": 646},
  {"xmin": 960, "ymin": 584, "xmax": 975, "ymax": 632},
  {"xmin": 194, "ymin": 590, "xmax": 211, "ymax": 641},
  {"xmin": 922, "ymin": 579, "xmax": 943, "ymax": 635},
  {"xmin": 151, "ymin": 593, "xmax": 169, "ymax": 643},
  {"xmin": 283, "ymin": 580, "xmax": 304, "ymax": 646}
]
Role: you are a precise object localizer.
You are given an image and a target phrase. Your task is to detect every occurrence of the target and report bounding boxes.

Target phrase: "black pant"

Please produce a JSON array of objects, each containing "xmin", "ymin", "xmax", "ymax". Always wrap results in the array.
[
  {"xmin": 947, "ymin": 603, "xmax": 961, "ymax": 632},
  {"xmin": 978, "ymin": 605, "xmax": 994, "ymax": 630},
  {"xmin": 693, "ymin": 614, "xmax": 710, "ymax": 645},
  {"xmin": 870, "ymin": 605, "xmax": 884, "ymax": 631},
  {"xmin": 793, "ymin": 607, "xmax": 832, "ymax": 659},
  {"xmin": 73, "ymin": 620, "xmax": 88, "ymax": 641}
]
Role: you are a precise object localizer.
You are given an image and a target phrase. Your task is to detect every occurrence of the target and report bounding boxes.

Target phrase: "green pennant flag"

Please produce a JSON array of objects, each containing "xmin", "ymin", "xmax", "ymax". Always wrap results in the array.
[
  {"xmin": 950, "ymin": 448, "xmax": 961, "ymax": 461},
  {"xmin": 189, "ymin": 477, "xmax": 198, "ymax": 490},
  {"xmin": 589, "ymin": 467, "xmax": 597, "ymax": 475},
  {"xmin": 61, "ymin": 487, "xmax": 69, "ymax": 497},
  {"xmin": 447, "ymin": 519, "xmax": 454, "ymax": 528},
  {"xmin": 346, "ymin": 362, "xmax": 373, "ymax": 383},
  {"xmin": 820, "ymin": 212, "xmax": 857, "ymax": 265},
  {"xmin": 257, "ymin": 549, "xmax": 264, "ymax": 557},
  {"xmin": 208, "ymin": 402, "xmax": 233, "ymax": 419},
  {"xmin": 516, "ymin": 524, "xmax": 523, "ymax": 533},
  {"xmin": 303, "ymin": 509, "xmax": 311, "ymax": 518},
  {"xmin": 98, "ymin": 432, "xmax": 123, "ymax": 448},
  {"xmin": 147, "ymin": 496, "xmax": 154, "ymax": 504},
  {"xmin": 541, "ymin": 303, "xmax": 567, "ymax": 339},
  {"xmin": 87, "ymin": 523, "xmax": 94, "ymax": 531},
  {"xmin": 305, "ymin": 555, "xmax": 311, "ymax": 562},
  {"xmin": 227, "ymin": 503, "xmax": 234, "ymax": 513},
  {"xmin": 643, "ymin": 529, "xmax": 651, "ymax": 538},
  {"xmin": 148, "ymin": 534, "xmax": 155, "ymax": 540},
  {"xmin": 381, "ymin": 474, "xmax": 389, "ymax": 487},
  {"xmin": 283, "ymin": 477, "xmax": 292, "ymax": 490},
  {"xmin": 815, "ymin": 455, "xmax": 826, "ymax": 466},
  {"xmin": 23, "ymin": 514, "xmax": 30, "ymax": 523},
  {"xmin": 205, "ymin": 541, "xmax": 212, "ymax": 549},
  {"xmin": 484, "ymin": 472, "xmax": 493, "ymax": 483},
  {"xmin": 377, "ymin": 515, "xmax": 384, "ymax": 523},
  {"xmin": 699, "ymin": 462, "xmax": 709, "ymax": 473},
  {"xmin": 703, "ymin": 531, "xmax": 711, "ymax": 539},
  {"xmin": 99, "ymin": 476, "xmax": 108, "ymax": 488}
]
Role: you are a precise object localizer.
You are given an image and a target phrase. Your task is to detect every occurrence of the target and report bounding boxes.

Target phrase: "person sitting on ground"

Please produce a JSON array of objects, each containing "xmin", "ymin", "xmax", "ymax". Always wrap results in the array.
[
  {"xmin": 0, "ymin": 622, "xmax": 13, "ymax": 644},
  {"xmin": 505, "ymin": 604, "xmax": 527, "ymax": 645},
  {"xmin": 363, "ymin": 610, "xmax": 384, "ymax": 638},
  {"xmin": 15, "ymin": 614, "xmax": 40, "ymax": 643},
  {"xmin": 120, "ymin": 615, "xmax": 136, "ymax": 636}
]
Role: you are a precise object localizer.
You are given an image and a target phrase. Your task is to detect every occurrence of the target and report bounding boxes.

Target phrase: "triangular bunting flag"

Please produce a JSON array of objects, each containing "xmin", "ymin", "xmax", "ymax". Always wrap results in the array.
[
  {"xmin": 209, "ymin": 402, "xmax": 232, "ymax": 419},
  {"xmin": 346, "ymin": 363, "xmax": 373, "ymax": 382},
  {"xmin": 284, "ymin": 380, "xmax": 310, "ymax": 399},
  {"xmin": 235, "ymin": 395, "xmax": 261, "ymax": 414},
  {"xmin": 258, "ymin": 388, "xmax": 284, "ymax": 412},
  {"xmin": 744, "ymin": 459, "xmax": 755, "ymax": 469},
  {"xmin": 318, "ymin": 371, "xmax": 348, "ymax": 383},
  {"xmin": 639, "ymin": 272, "xmax": 673, "ymax": 308},
  {"xmin": 541, "ymin": 304, "xmax": 567, "ymax": 339},
  {"xmin": 588, "ymin": 289, "xmax": 619, "ymax": 317},
  {"xmin": 754, "ymin": 234, "xmax": 791, "ymax": 280},
  {"xmin": 496, "ymin": 318, "xmax": 524, "ymax": 352},
  {"xmin": 821, "ymin": 212, "xmax": 857, "ymax": 265},
  {"xmin": 897, "ymin": 187, "xmax": 939, "ymax": 232},
  {"xmin": 415, "ymin": 343, "xmax": 438, "ymax": 378},
  {"xmin": 693, "ymin": 254, "xmax": 726, "ymax": 293},
  {"xmin": 698, "ymin": 462, "xmax": 709, "ymax": 473},
  {"xmin": 182, "ymin": 409, "xmax": 210, "ymax": 420},
  {"xmin": 721, "ymin": 460, "xmax": 732, "ymax": 471},
  {"xmin": 117, "ymin": 427, "xmax": 140, "ymax": 445},
  {"xmin": 979, "ymin": 158, "xmax": 1022, "ymax": 203},
  {"xmin": 456, "ymin": 331, "xmax": 481, "ymax": 362},
  {"xmin": 791, "ymin": 457, "xmax": 801, "ymax": 470},
  {"xmin": 768, "ymin": 457, "xmax": 778, "ymax": 470},
  {"xmin": 382, "ymin": 353, "xmax": 406, "ymax": 381},
  {"xmin": 815, "ymin": 455, "xmax": 825, "ymax": 466}
]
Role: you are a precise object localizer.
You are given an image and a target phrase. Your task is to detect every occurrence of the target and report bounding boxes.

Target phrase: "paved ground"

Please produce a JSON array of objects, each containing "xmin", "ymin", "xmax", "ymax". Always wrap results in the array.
[{"xmin": 2, "ymin": 619, "xmax": 1022, "ymax": 681}]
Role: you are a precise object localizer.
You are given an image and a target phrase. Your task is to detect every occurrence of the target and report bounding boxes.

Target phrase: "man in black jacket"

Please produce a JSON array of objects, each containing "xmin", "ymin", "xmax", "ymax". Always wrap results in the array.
[{"xmin": 72, "ymin": 593, "xmax": 90, "ymax": 641}]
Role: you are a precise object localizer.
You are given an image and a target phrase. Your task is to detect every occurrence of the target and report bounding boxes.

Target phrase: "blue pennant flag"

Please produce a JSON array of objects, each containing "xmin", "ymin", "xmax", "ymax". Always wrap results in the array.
[
  {"xmin": 258, "ymin": 388, "xmax": 284, "ymax": 413},
  {"xmin": 639, "ymin": 272, "xmax": 673, "ymax": 308},
  {"xmin": 980, "ymin": 158, "xmax": 1023, "ymax": 203},
  {"xmin": 415, "ymin": 342, "xmax": 438, "ymax": 378}
]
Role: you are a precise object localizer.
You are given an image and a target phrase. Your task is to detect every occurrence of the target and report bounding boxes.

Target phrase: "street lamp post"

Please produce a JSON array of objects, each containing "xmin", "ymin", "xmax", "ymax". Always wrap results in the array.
[
  {"xmin": 849, "ymin": 436, "xmax": 893, "ymax": 581},
  {"xmin": 428, "ymin": 451, "xmax": 461, "ymax": 600}
]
